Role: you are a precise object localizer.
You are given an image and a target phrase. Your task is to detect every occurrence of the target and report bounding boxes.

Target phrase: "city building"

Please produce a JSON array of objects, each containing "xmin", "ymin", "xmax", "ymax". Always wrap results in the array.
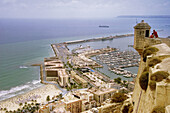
[
  {"xmin": 44, "ymin": 57, "xmax": 64, "ymax": 81},
  {"xmin": 39, "ymin": 101, "xmax": 71, "ymax": 113},
  {"xmin": 73, "ymin": 90, "xmax": 96, "ymax": 111},
  {"xmin": 71, "ymin": 71, "xmax": 88, "ymax": 88},
  {"xmin": 88, "ymin": 86, "xmax": 117, "ymax": 103},
  {"xmin": 44, "ymin": 57, "xmax": 69, "ymax": 87},
  {"xmin": 39, "ymin": 103, "xmax": 54, "ymax": 113},
  {"xmin": 58, "ymin": 69, "xmax": 69, "ymax": 87},
  {"xmin": 62, "ymin": 92, "xmax": 82, "ymax": 113}
]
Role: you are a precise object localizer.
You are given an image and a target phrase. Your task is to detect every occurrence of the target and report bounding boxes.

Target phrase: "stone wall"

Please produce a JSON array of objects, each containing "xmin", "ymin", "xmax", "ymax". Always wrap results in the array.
[
  {"xmin": 161, "ymin": 38, "xmax": 170, "ymax": 47},
  {"xmin": 132, "ymin": 43, "xmax": 170, "ymax": 113}
]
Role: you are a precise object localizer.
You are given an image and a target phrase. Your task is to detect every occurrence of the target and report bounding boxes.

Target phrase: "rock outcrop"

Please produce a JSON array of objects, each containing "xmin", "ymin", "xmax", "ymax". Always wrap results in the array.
[{"xmin": 132, "ymin": 43, "xmax": 170, "ymax": 113}]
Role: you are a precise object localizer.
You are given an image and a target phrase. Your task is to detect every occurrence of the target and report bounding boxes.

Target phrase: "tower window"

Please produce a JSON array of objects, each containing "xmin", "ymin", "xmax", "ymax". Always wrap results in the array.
[{"xmin": 145, "ymin": 30, "xmax": 149, "ymax": 37}]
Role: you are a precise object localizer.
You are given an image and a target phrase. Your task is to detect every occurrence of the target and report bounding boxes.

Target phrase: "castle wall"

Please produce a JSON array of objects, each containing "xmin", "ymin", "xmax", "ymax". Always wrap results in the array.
[
  {"xmin": 132, "ymin": 44, "xmax": 170, "ymax": 113},
  {"xmin": 155, "ymin": 82, "xmax": 170, "ymax": 107},
  {"xmin": 160, "ymin": 38, "xmax": 170, "ymax": 47}
]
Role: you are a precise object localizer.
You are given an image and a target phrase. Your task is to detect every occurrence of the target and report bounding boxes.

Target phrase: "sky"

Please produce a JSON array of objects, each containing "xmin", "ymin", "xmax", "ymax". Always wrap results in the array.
[{"xmin": 0, "ymin": 0, "xmax": 170, "ymax": 19}]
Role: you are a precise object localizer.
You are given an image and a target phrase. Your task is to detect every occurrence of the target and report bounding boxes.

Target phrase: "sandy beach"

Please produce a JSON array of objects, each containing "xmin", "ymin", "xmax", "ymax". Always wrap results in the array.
[{"xmin": 0, "ymin": 84, "xmax": 61, "ymax": 112}]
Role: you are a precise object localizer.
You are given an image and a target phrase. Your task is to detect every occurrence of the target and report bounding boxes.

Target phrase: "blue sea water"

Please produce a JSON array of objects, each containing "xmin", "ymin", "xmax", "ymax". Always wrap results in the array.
[{"xmin": 0, "ymin": 17, "xmax": 170, "ymax": 101}]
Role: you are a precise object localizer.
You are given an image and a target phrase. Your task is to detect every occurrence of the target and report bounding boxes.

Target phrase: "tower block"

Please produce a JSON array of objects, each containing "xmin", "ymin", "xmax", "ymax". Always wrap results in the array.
[{"xmin": 133, "ymin": 20, "xmax": 151, "ymax": 55}]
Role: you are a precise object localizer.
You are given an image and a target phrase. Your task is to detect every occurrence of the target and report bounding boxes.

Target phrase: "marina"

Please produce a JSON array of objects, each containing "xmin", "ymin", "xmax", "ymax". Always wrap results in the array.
[{"xmin": 94, "ymin": 50, "xmax": 140, "ymax": 78}]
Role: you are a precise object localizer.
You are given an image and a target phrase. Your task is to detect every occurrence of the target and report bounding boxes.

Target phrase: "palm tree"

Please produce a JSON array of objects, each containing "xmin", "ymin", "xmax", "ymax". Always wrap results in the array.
[
  {"xmin": 59, "ymin": 93, "xmax": 62, "ymax": 99},
  {"xmin": 34, "ymin": 100, "xmax": 37, "ymax": 103},
  {"xmin": 19, "ymin": 103, "xmax": 23, "ymax": 107},
  {"xmin": 31, "ymin": 102, "xmax": 34, "ymax": 106},
  {"xmin": 36, "ymin": 106, "xmax": 40, "ymax": 111},
  {"xmin": 46, "ymin": 95, "xmax": 50, "ymax": 101},
  {"xmin": 17, "ymin": 108, "xmax": 21, "ymax": 112},
  {"xmin": 24, "ymin": 104, "xmax": 27, "ymax": 107}
]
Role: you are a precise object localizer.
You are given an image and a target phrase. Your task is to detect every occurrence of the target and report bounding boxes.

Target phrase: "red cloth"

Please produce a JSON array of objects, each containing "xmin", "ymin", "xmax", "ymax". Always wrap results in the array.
[
  {"xmin": 150, "ymin": 35, "xmax": 154, "ymax": 38},
  {"xmin": 153, "ymin": 30, "xmax": 158, "ymax": 38}
]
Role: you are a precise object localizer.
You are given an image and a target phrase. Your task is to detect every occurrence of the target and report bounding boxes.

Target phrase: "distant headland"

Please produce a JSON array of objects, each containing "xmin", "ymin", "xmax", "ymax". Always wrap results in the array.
[{"xmin": 117, "ymin": 15, "xmax": 170, "ymax": 18}]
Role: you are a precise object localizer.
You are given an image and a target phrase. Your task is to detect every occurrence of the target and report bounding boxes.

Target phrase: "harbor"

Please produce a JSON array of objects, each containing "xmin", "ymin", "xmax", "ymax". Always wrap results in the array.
[
  {"xmin": 65, "ymin": 35, "xmax": 139, "ymax": 80},
  {"xmin": 94, "ymin": 50, "xmax": 140, "ymax": 78}
]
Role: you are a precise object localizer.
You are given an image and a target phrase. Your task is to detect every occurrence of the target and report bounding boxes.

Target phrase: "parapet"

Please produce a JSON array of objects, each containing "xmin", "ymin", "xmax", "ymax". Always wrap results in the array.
[{"xmin": 144, "ymin": 38, "xmax": 162, "ymax": 47}]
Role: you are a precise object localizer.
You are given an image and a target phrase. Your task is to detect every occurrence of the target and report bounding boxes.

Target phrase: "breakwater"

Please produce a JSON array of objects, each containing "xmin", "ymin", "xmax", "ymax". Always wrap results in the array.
[{"xmin": 64, "ymin": 34, "xmax": 134, "ymax": 45}]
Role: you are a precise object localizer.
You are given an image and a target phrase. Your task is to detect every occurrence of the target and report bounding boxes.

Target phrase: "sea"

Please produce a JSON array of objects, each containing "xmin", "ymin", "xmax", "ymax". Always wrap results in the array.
[{"xmin": 0, "ymin": 17, "xmax": 170, "ymax": 101}]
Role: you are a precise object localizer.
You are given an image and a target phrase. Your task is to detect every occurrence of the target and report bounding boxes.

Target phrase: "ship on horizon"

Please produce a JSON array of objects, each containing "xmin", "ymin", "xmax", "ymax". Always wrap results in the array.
[{"xmin": 99, "ymin": 25, "xmax": 109, "ymax": 28}]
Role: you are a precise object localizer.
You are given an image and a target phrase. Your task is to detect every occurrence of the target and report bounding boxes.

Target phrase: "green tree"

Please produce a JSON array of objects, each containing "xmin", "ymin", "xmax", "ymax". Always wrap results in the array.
[
  {"xmin": 19, "ymin": 103, "xmax": 23, "ymax": 107},
  {"xmin": 114, "ymin": 77, "xmax": 121, "ymax": 84},
  {"xmin": 111, "ymin": 92, "xmax": 127, "ymax": 103},
  {"xmin": 4, "ymin": 108, "xmax": 7, "ymax": 110},
  {"xmin": 17, "ymin": 108, "xmax": 20, "ymax": 112},
  {"xmin": 59, "ymin": 93, "xmax": 63, "ymax": 99},
  {"xmin": 46, "ymin": 95, "xmax": 50, "ymax": 101},
  {"xmin": 31, "ymin": 102, "xmax": 34, "ymax": 106}
]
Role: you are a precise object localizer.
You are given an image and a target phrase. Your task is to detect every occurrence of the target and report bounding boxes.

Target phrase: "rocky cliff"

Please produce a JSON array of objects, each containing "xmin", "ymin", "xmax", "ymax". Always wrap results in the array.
[{"xmin": 132, "ymin": 43, "xmax": 170, "ymax": 113}]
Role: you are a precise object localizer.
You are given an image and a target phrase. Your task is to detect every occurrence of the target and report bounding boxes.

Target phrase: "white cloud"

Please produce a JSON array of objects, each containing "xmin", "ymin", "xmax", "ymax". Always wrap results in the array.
[{"xmin": 0, "ymin": 0, "xmax": 169, "ymax": 19}]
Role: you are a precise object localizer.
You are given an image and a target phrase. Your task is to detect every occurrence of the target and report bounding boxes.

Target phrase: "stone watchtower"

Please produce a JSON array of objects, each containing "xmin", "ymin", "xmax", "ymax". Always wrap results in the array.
[{"xmin": 133, "ymin": 20, "xmax": 151, "ymax": 55}]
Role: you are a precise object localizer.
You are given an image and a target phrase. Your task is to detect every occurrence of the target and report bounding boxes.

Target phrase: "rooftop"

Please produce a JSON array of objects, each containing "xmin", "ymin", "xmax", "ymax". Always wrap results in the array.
[
  {"xmin": 71, "ymin": 71, "xmax": 87, "ymax": 83},
  {"xmin": 134, "ymin": 20, "xmax": 151, "ymax": 29},
  {"xmin": 88, "ymin": 87, "xmax": 117, "ymax": 95},
  {"xmin": 62, "ymin": 92, "xmax": 82, "ymax": 104}
]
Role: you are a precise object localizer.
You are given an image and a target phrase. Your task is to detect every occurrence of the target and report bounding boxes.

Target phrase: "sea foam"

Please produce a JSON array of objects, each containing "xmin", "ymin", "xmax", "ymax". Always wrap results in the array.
[{"xmin": 0, "ymin": 80, "xmax": 42, "ymax": 101}]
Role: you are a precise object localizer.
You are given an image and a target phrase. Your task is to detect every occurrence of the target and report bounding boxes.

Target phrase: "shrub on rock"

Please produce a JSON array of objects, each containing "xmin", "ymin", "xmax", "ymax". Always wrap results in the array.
[
  {"xmin": 148, "ymin": 57, "xmax": 162, "ymax": 67},
  {"xmin": 139, "ymin": 71, "xmax": 149, "ymax": 91},
  {"xmin": 111, "ymin": 92, "xmax": 127, "ymax": 103},
  {"xmin": 142, "ymin": 47, "xmax": 159, "ymax": 62},
  {"xmin": 149, "ymin": 80, "xmax": 156, "ymax": 91},
  {"xmin": 152, "ymin": 106, "xmax": 165, "ymax": 113},
  {"xmin": 150, "ymin": 71, "xmax": 169, "ymax": 82}
]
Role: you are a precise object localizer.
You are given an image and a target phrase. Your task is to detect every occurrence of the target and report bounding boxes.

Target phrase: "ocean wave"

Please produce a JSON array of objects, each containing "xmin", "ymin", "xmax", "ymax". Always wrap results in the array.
[
  {"xmin": 0, "ymin": 80, "xmax": 42, "ymax": 101},
  {"xmin": 0, "ymin": 85, "xmax": 30, "ymax": 97},
  {"xmin": 19, "ymin": 66, "xmax": 28, "ymax": 69},
  {"xmin": 32, "ymin": 80, "xmax": 40, "ymax": 84}
]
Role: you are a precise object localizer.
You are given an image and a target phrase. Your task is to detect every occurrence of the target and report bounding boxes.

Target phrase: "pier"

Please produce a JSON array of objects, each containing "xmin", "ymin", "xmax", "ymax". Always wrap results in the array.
[{"xmin": 64, "ymin": 34, "xmax": 134, "ymax": 44}]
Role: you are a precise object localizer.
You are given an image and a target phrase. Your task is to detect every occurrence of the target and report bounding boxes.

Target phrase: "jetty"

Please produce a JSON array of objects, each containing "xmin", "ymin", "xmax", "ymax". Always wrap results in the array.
[{"xmin": 65, "ymin": 34, "xmax": 134, "ymax": 44}]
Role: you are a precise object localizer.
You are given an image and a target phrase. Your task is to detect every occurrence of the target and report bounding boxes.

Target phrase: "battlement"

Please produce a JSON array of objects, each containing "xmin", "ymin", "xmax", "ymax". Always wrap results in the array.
[
  {"xmin": 134, "ymin": 20, "xmax": 170, "ymax": 56},
  {"xmin": 133, "ymin": 20, "xmax": 151, "ymax": 55}
]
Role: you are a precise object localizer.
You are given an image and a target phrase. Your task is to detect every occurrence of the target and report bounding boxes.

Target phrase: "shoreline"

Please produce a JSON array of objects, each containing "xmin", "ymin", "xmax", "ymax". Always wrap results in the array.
[
  {"xmin": 0, "ymin": 33, "xmax": 134, "ymax": 111},
  {"xmin": 0, "ymin": 84, "xmax": 44, "ymax": 102},
  {"xmin": 0, "ymin": 84, "xmax": 61, "ymax": 111}
]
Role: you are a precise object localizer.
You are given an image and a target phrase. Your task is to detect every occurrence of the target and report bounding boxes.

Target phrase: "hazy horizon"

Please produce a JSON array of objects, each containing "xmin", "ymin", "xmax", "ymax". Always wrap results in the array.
[{"xmin": 0, "ymin": 0, "xmax": 170, "ymax": 19}]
